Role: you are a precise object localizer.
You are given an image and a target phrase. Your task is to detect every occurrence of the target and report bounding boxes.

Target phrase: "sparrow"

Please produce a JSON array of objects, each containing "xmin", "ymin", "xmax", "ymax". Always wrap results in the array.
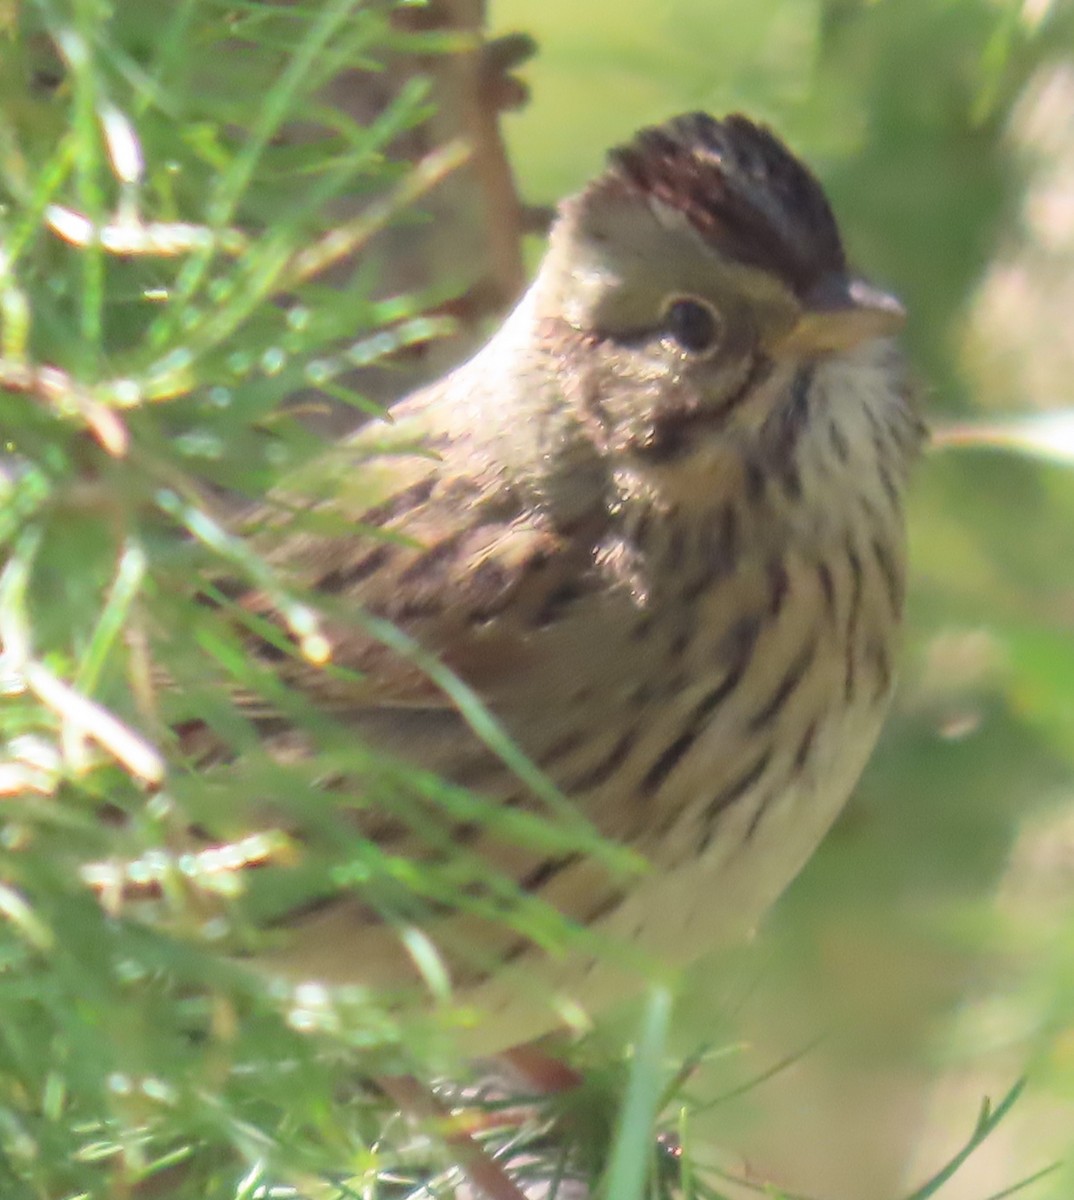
[{"xmin": 204, "ymin": 111, "xmax": 923, "ymax": 1052}]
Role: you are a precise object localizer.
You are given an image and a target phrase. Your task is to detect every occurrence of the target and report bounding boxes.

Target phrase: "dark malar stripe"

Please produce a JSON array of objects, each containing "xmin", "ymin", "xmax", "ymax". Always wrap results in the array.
[
  {"xmin": 762, "ymin": 363, "xmax": 813, "ymax": 467},
  {"xmin": 643, "ymin": 351, "xmax": 774, "ymax": 463}
]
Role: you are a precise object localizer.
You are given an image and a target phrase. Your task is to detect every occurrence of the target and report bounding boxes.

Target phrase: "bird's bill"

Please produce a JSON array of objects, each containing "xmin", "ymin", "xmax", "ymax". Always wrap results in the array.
[{"xmin": 769, "ymin": 274, "xmax": 906, "ymax": 358}]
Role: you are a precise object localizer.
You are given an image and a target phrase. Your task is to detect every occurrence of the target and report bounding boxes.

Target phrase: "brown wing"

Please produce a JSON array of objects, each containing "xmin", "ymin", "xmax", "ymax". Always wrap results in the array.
[{"xmin": 233, "ymin": 404, "xmax": 609, "ymax": 718}]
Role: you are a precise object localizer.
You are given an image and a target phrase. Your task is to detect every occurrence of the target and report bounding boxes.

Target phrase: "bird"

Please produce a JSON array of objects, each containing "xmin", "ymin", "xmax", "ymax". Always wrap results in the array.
[{"xmin": 209, "ymin": 110, "xmax": 924, "ymax": 1056}]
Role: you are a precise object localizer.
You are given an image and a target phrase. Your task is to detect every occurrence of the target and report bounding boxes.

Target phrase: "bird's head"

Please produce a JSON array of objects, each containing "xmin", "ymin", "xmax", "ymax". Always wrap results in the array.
[{"xmin": 532, "ymin": 112, "xmax": 906, "ymax": 464}]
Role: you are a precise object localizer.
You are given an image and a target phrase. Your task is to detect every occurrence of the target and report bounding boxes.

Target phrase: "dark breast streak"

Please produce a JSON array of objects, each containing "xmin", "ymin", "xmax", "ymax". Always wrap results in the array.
[
  {"xmin": 492, "ymin": 457, "xmax": 905, "ymax": 880},
  {"xmin": 254, "ymin": 363, "xmax": 911, "ymax": 983}
]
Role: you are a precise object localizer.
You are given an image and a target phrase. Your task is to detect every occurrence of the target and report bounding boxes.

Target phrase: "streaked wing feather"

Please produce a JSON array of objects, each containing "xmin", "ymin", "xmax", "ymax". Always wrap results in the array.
[{"xmin": 235, "ymin": 404, "xmax": 603, "ymax": 716}]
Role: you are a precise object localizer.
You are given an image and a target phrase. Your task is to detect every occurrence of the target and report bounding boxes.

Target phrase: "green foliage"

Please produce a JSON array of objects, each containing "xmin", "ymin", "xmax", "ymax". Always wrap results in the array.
[{"xmin": 0, "ymin": 2, "xmax": 518, "ymax": 1194}]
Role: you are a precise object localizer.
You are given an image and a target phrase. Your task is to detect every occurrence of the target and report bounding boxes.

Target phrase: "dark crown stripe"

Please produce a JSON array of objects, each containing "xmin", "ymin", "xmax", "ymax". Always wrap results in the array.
[{"xmin": 602, "ymin": 112, "xmax": 846, "ymax": 297}]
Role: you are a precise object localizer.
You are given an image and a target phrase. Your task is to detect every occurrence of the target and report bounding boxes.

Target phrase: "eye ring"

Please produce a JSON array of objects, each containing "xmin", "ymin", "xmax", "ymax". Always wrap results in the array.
[{"xmin": 662, "ymin": 295, "xmax": 723, "ymax": 356}]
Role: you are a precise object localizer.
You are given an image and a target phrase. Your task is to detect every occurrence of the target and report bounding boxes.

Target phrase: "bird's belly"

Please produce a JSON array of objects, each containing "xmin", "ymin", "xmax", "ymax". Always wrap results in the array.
[
  {"xmin": 462, "ymin": 691, "xmax": 889, "ymax": 1052},
  {"xmin": 613, "ymin": 692, "xmax": 887, "ymax": 960},
  {"xmin": 457, "ymin": 537, "xmax": 900, "ymax": 1049}
]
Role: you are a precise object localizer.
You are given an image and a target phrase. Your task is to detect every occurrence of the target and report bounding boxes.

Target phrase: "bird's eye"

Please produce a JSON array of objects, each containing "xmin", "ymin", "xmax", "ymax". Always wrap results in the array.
[{"xmin": 663, "ymin": 296, "xmax": 723, "ymax": 355}]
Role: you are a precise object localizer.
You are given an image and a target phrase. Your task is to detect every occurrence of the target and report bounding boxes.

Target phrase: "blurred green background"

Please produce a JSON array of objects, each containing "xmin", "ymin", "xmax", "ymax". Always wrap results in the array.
[{"xmin": 490, "ymin": 0, "xmax": 1074, "ymax": 1196}]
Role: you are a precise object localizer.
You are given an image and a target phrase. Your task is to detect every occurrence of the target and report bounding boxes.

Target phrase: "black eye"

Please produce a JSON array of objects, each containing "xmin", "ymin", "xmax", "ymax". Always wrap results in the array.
[{"xmin": 664, "ymin": 297, "xmax": 722, "ymax": 354}]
